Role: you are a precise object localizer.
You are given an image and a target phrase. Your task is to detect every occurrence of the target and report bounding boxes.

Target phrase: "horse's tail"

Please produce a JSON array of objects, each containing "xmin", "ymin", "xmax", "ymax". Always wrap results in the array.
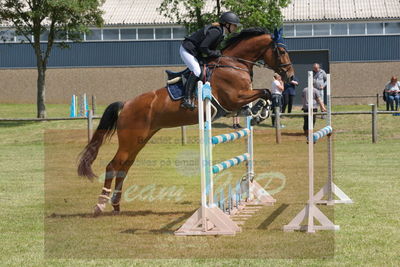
[{"xmin": 78, "ymin": 101, "xmax": 124, "ymax": 180}]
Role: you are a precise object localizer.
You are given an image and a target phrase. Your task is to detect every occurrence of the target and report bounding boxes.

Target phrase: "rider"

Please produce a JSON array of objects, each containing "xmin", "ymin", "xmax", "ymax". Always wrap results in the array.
[{"xmin": 179, "ymin": 11, "xmax": 241, "ymax": 110}]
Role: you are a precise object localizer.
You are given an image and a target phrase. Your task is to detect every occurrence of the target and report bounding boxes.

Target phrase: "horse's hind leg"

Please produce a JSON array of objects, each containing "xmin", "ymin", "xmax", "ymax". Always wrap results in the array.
[
  {"xmin": 93, "ymin": 163, "xmax": 115, "ymax": 216},
  {"xmin": 94, "ymin": 127, "xmax": 158, "ymax": 215}
]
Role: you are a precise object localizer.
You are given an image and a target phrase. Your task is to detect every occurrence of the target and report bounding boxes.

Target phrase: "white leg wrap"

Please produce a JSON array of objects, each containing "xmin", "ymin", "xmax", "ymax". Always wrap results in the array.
[{"xmin": 93, "ymin": 188, "xmax": 111, "ymax": 215}]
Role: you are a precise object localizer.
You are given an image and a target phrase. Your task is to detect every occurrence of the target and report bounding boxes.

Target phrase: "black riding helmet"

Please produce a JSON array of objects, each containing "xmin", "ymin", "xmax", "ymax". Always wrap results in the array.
[{"xmin": 219, "ymin": 12, "xmax": 241, "ymax": 26}]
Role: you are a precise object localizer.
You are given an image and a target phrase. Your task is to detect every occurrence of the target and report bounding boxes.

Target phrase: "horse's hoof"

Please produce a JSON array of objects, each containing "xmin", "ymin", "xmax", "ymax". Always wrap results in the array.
[
  {"xmin": 93, "ymin": 204, "xmax": 104, "ymax": 216},
  {"xmin": 112, "ymin": 210, "xmax": 120, "ymax": 216}
]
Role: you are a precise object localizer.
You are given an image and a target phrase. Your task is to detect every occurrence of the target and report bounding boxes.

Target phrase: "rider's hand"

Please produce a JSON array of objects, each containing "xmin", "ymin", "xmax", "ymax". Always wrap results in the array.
[{"xmin": 209, "ymin": 50, "xmax": 222, "ymax": 58}]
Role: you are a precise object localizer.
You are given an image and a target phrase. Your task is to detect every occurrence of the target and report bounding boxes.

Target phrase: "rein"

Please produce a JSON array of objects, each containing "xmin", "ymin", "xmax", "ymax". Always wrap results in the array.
[{"xmin": 206, "ymin": 37, "xmax": 292, "ymax": 74}]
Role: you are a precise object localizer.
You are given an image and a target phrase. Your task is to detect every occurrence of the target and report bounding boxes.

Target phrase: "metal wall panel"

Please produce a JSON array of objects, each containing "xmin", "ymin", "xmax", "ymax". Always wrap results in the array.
[
  {"xmin": 285, "ymin": 35, "xmax": 400, "ymax": 62},
  {"xmin": 0, "ymin": 35, "xmax": 399, "ymax": 68},
  {"xmin": 0, "ymin": 40, "xmax": 183, "ymax": 68}
]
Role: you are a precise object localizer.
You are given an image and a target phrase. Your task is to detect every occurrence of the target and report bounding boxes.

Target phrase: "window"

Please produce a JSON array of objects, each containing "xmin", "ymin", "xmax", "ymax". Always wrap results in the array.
[
  {"xmin": 331, "ymin": 24, "xmax": 347, "ymax": 35},
  {"xmin": 103, "ymin": 29, "xmax": 119, "ymax": 40},
  {"xmin": 40, "ymin": 30, "xmax": 49, "ymax": 41},
  {"xmin": 296, "ymin": 24, "xmax": 312, "ymax": 36},
  {"xmin": 54, "ymin": 30, "xmax": 67, "ymax": 41},
  {"xmin": 349, "ymin": 23, "xmax": 365, "ymax": 34},
  {"xmin": 86, "ymin": 29, "xmax": 102, "ymax": 40},
  {"xmin": 121, "ymin": 29, "xmax": 137, "ymax": 40},
  {"xmin": 0, "ymin": 29, "xmax": 15, "ymax": 42},
  {"xmin": 384, "ymin": 22, "xmax": 400, "ymax": 34},
  {"xmin": 283, "ymin": 25, "xmax": 294, "ymax": 37},
  {"xmin": 15, "ymin": 34, "xmax": 31, "ymax": 43},
  {"xmin": 68, "ymin": 32, "xmax": 85, "ymax": 41},
  {"xmin": 173, "ymin": 27, "xmax": 187, "ymax": 39},
  {"xmin": 138, "ymin": 28, "xmax": 154, "ymax": 39},
  {"xmin": 367, "ymin": 23, "xmax": 383, "ymax": 34},
  {"xmin": 313, "ymin": 24, "xmax": 330, "ymax": 36},
  {"xmin": 155, "ymin": 28, "xmax": 171, "ymax": 39}
]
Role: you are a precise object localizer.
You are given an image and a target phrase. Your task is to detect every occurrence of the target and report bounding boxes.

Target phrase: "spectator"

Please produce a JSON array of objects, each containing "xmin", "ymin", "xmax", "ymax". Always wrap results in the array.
[
  {"xmin": 384, "ymin": 76, "xmax": 400, "ymax": 111},
  {"xmin": 302, "ymin": 86, "xmax": 327, "ymax": 136},
  {"xmin": 271, "ymin": 73, "xmax": 284, "ymax": 127},
  {"xmin": 232, "ymin": 116, "xmax": 242, "ymax": 129},
  {"xmin": 282, "ymin": 76, "xmax": 299, "ymax": 113},
  {"xmin": 312, "ymin": 63, "xmax": 327, "ymax": 103}
]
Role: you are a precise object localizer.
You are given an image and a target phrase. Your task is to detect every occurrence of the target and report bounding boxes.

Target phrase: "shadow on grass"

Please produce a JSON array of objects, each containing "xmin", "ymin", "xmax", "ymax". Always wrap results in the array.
[
  {"xmin": 0, "ymin": 121, "xmax": 37, "ymax": 127},
  {"xmin": 257, "ymin": 203, "xmax": 289, "ymax": 229},
  {"xmin": 47, "ymin": 209, "xmax": 193, "ymax": 219},
  {"xmin": 121, "ymin": 209, "xmax": 195, "ymax": 235}
]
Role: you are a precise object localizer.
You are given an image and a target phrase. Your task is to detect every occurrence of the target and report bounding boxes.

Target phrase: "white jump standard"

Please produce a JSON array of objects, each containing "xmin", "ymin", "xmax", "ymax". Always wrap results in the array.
[
  {"xmin": 175, "ymin": 81, "xmax": 276, "ymax": 236},
  {"xmin": 283, "ymin": 72, "xmax": 353, "ymax": 233}
]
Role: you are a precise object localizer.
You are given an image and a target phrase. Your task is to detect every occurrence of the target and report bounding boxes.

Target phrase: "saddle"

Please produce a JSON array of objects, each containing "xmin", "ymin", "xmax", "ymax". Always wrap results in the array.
[{"xmin": 165, "ymin": 67, "xmax": 213, "ymax": 101}]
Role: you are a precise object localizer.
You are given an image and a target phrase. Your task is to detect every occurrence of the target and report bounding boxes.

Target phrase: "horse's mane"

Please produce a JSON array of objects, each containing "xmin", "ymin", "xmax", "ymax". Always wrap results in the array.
[{"xmin": 223, "ymin": 27, "xmax": 270, "ymax": 50}]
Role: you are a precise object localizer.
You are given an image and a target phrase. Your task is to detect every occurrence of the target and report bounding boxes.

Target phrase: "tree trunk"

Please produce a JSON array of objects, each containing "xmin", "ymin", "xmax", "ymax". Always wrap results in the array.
[{"xmin": 37, "ymin": 66, "xmax": 46, "ymax": 118}]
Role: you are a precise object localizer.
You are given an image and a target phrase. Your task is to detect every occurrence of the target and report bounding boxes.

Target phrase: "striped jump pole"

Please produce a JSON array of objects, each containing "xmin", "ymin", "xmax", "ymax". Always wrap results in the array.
[
  {"xmin": 212, "ymin": 129, "xmax": 250, "ymax": 144},
  {"xmin": 175, "ymin": 81, "xmax": 241, "ymax": 236},
  {"xmin": 175, "ymin": 81, "xmax": 275, "ymax": 236}
]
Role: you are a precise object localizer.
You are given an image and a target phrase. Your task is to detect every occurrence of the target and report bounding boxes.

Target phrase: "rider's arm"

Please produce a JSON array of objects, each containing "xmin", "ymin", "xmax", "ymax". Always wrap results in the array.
[{"xmin": 199, "ymin": 28, "xmax": 222, "ymax": 58}]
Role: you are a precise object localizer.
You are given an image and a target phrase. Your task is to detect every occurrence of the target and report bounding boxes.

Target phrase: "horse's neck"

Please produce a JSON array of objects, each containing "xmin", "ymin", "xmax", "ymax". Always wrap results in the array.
[{"xmin": 225, "ymin": 35, "xmax": 270, "ymax": 62}]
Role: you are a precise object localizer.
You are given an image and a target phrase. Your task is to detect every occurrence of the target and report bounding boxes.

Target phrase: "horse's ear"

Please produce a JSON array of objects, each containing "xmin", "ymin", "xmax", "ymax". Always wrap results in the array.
[
  {"xmin": 273, "ymin": 28, "xmax": 283, "ymax": 41},
  {"xmin": 273, "ymin": 28, "xmax": 279, "ymax": 40}
]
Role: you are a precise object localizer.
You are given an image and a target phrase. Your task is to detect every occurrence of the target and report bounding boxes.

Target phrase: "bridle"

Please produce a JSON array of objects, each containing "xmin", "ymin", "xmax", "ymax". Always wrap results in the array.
[{"xmin": 217, "ymin": 38, "xmax": 292, "ymax": 74}]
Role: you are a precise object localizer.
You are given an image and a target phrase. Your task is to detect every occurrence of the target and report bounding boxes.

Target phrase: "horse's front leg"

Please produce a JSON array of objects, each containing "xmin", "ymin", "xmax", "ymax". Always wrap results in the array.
[{"xmin": 234, "ymin": 89, "xmax": 272, "ymax": 124}]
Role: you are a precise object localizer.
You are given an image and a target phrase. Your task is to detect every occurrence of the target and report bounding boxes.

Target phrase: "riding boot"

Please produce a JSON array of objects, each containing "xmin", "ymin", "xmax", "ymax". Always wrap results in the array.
[{"xmin": 181, "ymin": 73, "xmax": 198, "ymax": 110}]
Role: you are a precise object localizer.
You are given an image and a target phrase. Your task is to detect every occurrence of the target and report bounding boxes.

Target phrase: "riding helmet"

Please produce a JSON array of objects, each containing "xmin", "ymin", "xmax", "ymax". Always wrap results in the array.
[{"xmin": 219, "ymin": 12, "xmax": 241, "ymax": 26}]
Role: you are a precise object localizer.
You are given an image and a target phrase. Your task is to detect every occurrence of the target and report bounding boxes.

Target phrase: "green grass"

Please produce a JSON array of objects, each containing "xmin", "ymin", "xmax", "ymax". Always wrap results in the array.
[{"xmin": 0, "ymin": 103, "xmax": 399, "ymax": 266}]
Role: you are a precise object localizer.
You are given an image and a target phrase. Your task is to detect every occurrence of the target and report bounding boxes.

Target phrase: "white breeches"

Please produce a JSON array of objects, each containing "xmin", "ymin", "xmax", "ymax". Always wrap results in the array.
[{"xmin": 179, "ymin": 45, "xmax": 201, "ymax": 77}]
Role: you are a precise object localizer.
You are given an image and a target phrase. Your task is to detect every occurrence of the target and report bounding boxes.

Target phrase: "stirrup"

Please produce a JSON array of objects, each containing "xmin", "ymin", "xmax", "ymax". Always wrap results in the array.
[{"xmin": 181, "ymin": 99, "xmax": 195, "ymax": 110}]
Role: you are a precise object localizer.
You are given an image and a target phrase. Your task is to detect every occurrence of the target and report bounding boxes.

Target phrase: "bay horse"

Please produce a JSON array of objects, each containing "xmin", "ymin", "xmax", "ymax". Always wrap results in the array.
[{"xmin": 78, "ymin": 28, "xmax": 294, "ymax": 215}]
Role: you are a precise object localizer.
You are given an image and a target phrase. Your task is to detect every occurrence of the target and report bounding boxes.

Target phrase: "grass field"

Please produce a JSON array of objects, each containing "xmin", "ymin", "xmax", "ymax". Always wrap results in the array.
[{"xmin": 1, "ymin": 103, "xmax": 399, "ymax": 266}]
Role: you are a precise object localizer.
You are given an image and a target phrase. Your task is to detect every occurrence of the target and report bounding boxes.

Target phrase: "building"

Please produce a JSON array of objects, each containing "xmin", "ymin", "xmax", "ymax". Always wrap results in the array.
[{"xmin": 1, "ymin": 0, "xmax": 399, "ymax": 104}]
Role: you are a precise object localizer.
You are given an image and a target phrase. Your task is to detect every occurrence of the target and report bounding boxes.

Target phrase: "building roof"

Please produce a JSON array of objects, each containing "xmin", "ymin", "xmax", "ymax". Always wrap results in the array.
[
  {"xmin": 100, "ymin": 0, "xmax": 400, "ymax": 26},
  {"xmin": 282, "ymin": 0, "xmax": 400, "ymax": 22},
  {"xmin": 1, "ymin": 0, "xmax": 400, "ymax": 28}
]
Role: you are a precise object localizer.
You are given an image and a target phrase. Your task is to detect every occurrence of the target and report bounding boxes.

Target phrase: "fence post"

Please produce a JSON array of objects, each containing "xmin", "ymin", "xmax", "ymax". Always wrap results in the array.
[
  {"xmin": 275, "ymin": 107, "xmax": 281, "ymax": 144},
  {"xmin": 371, "ymin": 104, "xmax": 377, "ymax": 143},
  {"xmin": 181, "ymin": 126, "xmax": 187, "ymax": 145},
  {"xmin": 87, "ymin": 109, "xmax": 93, "ymax": 143},
  {"xmin": 92, "ymin": 95, "xmax": 96, "ymax": 116},
  {"xmin": 376, "ymin": 93, "xmax": 379, "ymax": 108}
]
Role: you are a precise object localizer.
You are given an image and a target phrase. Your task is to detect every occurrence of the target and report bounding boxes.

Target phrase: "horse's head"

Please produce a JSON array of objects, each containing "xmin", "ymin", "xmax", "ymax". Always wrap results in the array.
[
  {"xmin": 262, "ymin": 29, "xmax": 294, "ymax": 82},
  {"xmin": 222, "ymin": 28, "xmax": 295, "ymax": 83}
]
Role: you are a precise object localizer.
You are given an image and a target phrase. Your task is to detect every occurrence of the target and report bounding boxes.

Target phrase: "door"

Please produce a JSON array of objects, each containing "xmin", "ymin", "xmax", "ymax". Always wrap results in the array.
[{"xmin": 288, "ymin": 50, "xmax": 330, "ymax": 105}]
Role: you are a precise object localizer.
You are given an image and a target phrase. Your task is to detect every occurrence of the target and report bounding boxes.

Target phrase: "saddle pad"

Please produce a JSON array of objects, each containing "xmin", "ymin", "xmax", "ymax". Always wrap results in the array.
[{"xmin": 167, "ymin": 81, "xmax": 185, "ymax": 100}]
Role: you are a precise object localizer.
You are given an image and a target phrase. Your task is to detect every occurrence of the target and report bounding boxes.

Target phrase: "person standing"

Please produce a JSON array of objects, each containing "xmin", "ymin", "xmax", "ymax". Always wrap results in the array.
[
  {"xmin": 282, "ymin": 76, "xmax": 299, "ymax": 113},
  {"xmin": 232, "ymin": 116, "xmax": 242, "ymax": 129},
  {"xmin": 312, "ymin": 63, "xmax": 327, "ymax": 103},
  {"xmin": 302, "ymin": 86, "xmax": 327, "ymax": 136},
  {"xmin": 271, "ymin": 73, "xmax": 284, "ymax": 127}
]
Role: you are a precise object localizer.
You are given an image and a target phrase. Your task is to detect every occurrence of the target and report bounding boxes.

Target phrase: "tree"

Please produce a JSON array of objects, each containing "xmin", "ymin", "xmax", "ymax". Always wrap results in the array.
[
  {"xmin": 158, "ymin": 0, "xmax": 291, "ymax": 33},
  {"xmin": 0, "ymin": 0, "xmax": 104, "ymax": 118},
  {"xmin": 158, "ymin": 0, "xmax": 220, "ymax": 32},
  {"xmin": 224, "ymin": 0, "xmax": 291, "ymax": 30}
]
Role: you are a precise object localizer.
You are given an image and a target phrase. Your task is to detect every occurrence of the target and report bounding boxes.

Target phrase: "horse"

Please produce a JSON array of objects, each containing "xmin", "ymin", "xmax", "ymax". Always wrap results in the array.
[{"xmin": 77, "ymin": 28, "xmax": 295, "ymax": 215}]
